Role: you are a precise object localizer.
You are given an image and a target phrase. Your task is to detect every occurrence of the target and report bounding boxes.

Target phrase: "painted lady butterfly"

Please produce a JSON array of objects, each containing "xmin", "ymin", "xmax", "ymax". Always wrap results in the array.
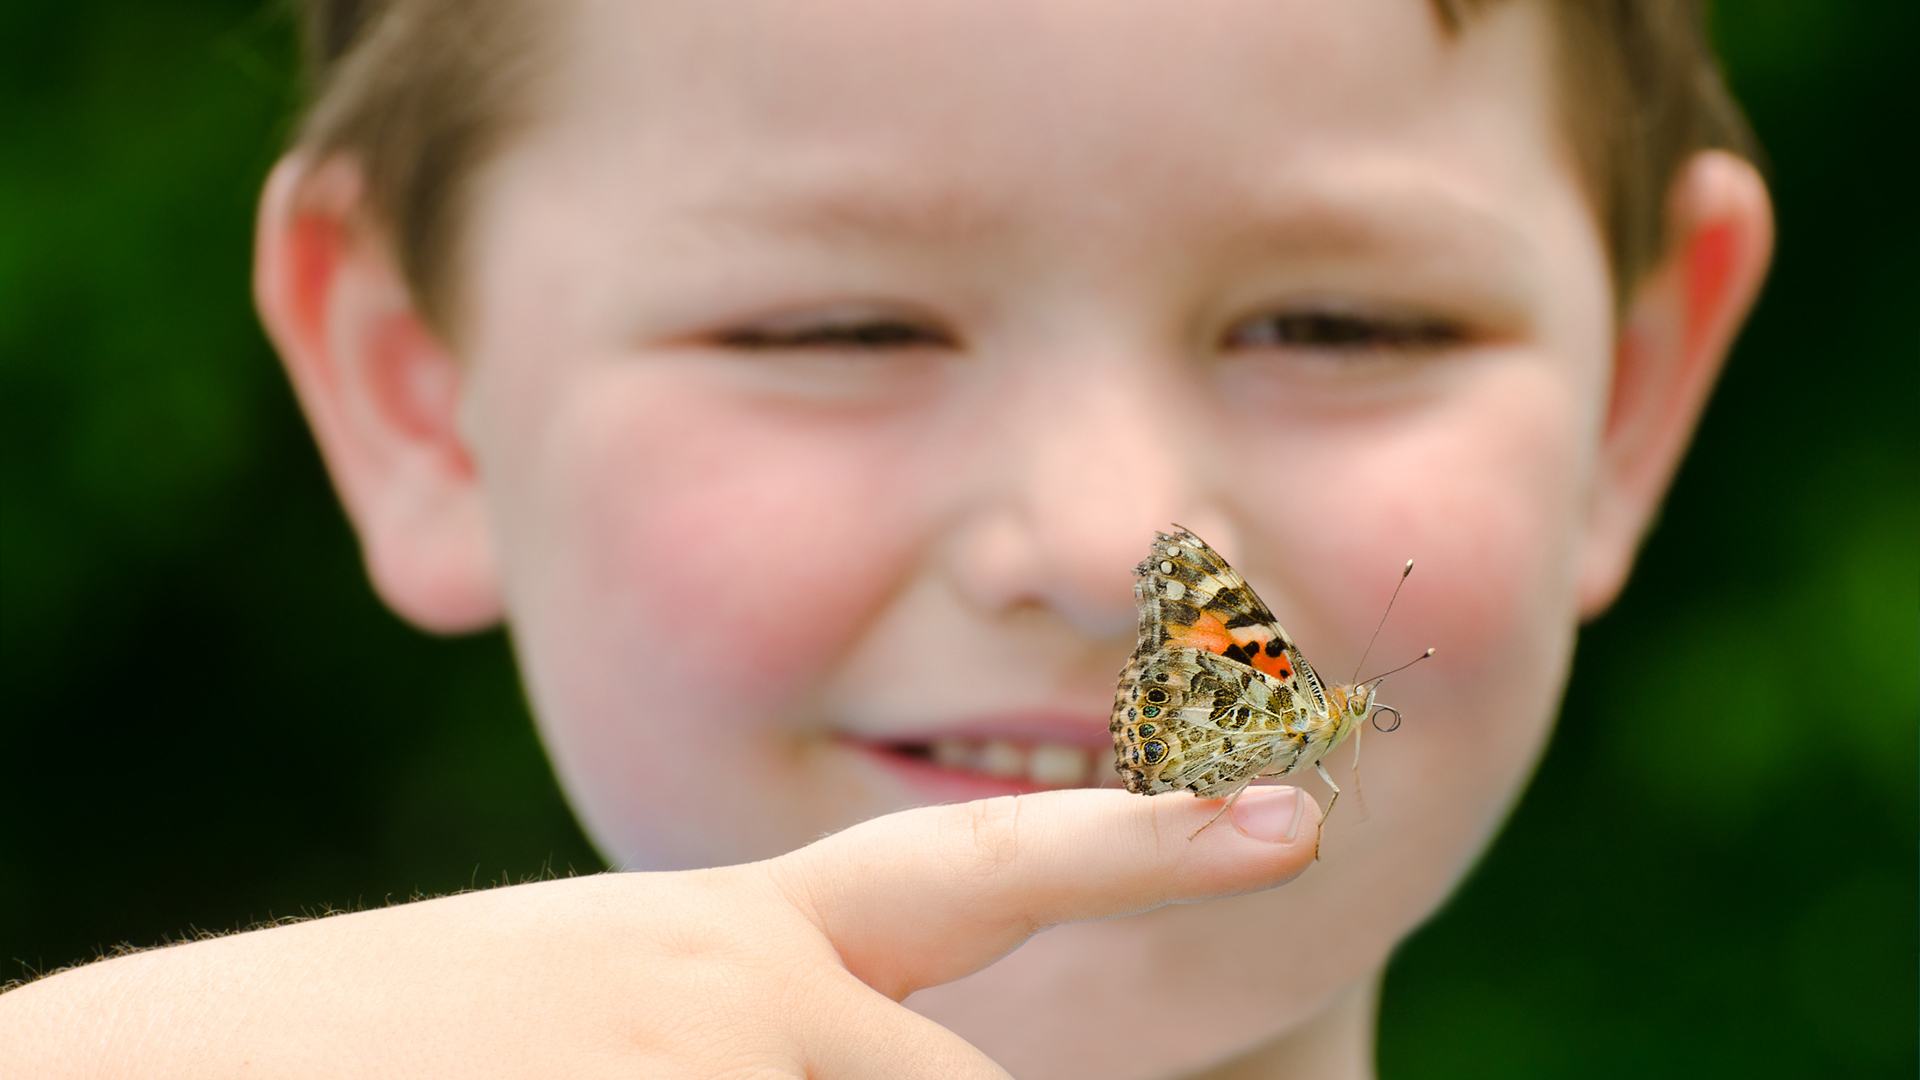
[{"xmin": 1110, "ymin": 527, "xmax": 1428, "ymax": 840}]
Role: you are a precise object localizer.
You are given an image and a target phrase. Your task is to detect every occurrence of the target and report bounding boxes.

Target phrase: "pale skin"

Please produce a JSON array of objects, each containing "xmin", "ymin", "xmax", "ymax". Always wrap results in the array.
[{"xmin": 0, "ymin": 0, "xmax": 1772, "ymax": 1076}]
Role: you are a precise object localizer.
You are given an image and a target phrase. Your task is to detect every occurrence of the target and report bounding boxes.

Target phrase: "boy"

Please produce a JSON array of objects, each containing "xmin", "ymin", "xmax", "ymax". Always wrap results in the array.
[{"xmin": 2, "ymin": 0, "xmax": 1771, "ymax": 1075}]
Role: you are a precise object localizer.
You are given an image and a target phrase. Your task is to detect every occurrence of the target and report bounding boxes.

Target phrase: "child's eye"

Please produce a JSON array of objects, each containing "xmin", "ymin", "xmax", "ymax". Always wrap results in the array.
[
  {"xmin": 694, "ymin": 305, "xmax": 959, "ymax": 403},
  {"xmin": 1224, "ymin": 309, "xmax": 1462, "ymax": 353},
  {"xmin": 716, "ymin": 310, "xmax": 955, "ymax": 351}
]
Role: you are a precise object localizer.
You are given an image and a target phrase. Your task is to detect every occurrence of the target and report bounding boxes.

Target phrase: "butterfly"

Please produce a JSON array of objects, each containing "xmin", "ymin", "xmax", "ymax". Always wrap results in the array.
[{"xmin": 1109, "ymin": 527, "xmax": 1428, "ymax": 841}]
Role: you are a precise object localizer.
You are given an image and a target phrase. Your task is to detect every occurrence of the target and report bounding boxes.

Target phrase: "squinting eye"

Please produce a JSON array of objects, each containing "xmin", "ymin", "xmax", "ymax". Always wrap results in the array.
[
  {"xmin": 697, "ymin": 306, "xmax": 958, "ymax": 403},
  {"xmin": 717, "ymin": 316, "xmax": 953, "ymax": 351},
  {"xmin": 1225, "ymin": 310, "xmax": 1461, "ymax": 352}
]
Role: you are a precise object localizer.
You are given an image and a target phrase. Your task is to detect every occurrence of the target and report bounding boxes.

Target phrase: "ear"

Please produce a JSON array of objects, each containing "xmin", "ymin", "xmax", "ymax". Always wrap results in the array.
[
  {"xmin": 254, "ymin": 154, "xmax": 502, "ymax": 633},
  {"xmin": 1576, "ymin": 150, "xmax": 1774, "ymax": 618}
]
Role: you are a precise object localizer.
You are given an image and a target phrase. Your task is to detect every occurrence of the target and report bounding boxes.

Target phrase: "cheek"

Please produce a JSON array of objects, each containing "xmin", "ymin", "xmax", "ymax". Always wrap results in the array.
[
  {"xmin": 470, "ymin": 360, "xmax": 952, "ymax": 866},
  {"xmin": 1353, "ymin": 369, "xmax": 1588, "ymax": 778},
  {"xmin": 1317, "ymin": 358, "xmax": 1596, "ymax": 853},
  {"xmin": 1235, "ymin": 358, "xmax": 1597, "ymax": 685},
  {"xmin": 502, "ymin": 369, "xmax": 936, "ymax": 711},
  {"xmin": 1226, "ymin": 355, "xmax": 1599, "ymax": 873}
]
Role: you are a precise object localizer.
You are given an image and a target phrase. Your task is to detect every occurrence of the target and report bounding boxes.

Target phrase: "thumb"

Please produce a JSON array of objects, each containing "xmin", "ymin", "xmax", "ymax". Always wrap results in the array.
[{"xmin": 767, "ymin": 785, "xmax": 1319, "ymax": 999}]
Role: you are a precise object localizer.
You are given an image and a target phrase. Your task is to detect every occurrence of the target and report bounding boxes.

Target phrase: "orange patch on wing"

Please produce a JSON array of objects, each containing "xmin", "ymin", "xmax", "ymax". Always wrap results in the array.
[
  {"xmin": 1166, "ymin": 610, "xmax": 1236, "ymax": 655},
  {"xmin": 1252, "ymin": 648, "xmax": 1293, "ymax": 680}
]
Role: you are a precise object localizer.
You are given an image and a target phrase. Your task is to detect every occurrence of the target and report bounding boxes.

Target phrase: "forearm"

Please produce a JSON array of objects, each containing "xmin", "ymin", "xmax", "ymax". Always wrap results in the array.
[{"xmin": 0, "ymin": 884, "xmax": 597, "ymax": 1077}]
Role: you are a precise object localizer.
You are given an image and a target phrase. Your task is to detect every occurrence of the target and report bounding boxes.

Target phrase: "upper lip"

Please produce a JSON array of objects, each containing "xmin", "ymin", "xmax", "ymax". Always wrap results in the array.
[{"xmin": 839, "ymin": 712, "xmax": 1114, "ymax": 751}]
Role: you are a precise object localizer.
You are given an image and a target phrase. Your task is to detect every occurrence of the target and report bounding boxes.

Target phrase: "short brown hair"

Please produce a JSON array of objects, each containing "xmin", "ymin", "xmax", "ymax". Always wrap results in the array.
[
  {"xmin": 295, "ymin": 0, "xmax": 1757, "ymax": 336},
  {"xmin": 296, "ymin": 0, "xmax": 555, "ymax": 337},
  {"xmin": 1438, "ymin": 0, "xmax": 1759, "ymax": 303}
]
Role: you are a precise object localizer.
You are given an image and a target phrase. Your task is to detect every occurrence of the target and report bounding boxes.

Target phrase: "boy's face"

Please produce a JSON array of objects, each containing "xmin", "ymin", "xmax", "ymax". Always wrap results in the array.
[{"xmin": 459, "ymin": 0, "xmax": 1607, "ymax": 1071}]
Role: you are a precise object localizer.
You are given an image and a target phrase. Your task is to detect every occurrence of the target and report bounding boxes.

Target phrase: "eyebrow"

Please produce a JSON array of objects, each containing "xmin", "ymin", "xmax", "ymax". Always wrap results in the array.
[
  {"xmin": 1203, "ymin": 165, "xmax": 1551, "ymax": 317},
  {"xmin": 1218, "ymin": 161, "xmax": 1543, "ymax": 266},
  {"xmin": 684, "ymin": 163, "xmax": 1017, "ymax": 246}
]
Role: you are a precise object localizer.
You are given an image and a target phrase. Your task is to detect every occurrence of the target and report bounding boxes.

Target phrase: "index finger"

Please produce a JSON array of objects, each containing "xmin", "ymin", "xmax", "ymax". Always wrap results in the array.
[{"xmin": 768, "ymin": 785, "xmax": 1317, "ymax": 999}]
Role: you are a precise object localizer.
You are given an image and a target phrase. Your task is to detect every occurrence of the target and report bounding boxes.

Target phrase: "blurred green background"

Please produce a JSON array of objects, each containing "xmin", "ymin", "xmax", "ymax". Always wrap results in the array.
[{"xmin": 1, "ymin": 0, "xmax": 1912, "ymax": 1073}]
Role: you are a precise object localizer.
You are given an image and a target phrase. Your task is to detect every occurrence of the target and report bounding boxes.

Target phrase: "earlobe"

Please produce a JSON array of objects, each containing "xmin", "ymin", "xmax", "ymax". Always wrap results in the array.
[
  {"xmin": 255, "ymin": 155, "xmax": 504, "ymax": 633},
  {"xmin": 1577, "ymin": 150, "xmax": 1775, "ymax": 617}
]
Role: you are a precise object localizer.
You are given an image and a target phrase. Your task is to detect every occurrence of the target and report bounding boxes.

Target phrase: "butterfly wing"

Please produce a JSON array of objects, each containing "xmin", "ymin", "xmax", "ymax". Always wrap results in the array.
[
  {"xmin": 1111, "ymin": 648, "xmax": 1318, "ymax": 796},
  {"xmin": 1131, "ymin": 528, "xmax": 1332, "ymax": 712},
  {"xmin": 1112, "ymin": 528, "xmax": 1336, "ymax": 794}
]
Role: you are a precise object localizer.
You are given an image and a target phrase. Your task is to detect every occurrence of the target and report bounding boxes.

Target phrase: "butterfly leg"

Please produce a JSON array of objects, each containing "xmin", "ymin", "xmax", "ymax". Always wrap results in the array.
[
  {"xmin": 1312, "ymin": 759, "xmax": 1342, "ymax": 859},
  {"xmin": 1188, "ymin": 778, "xmax": 1256, "ymax": 841}
]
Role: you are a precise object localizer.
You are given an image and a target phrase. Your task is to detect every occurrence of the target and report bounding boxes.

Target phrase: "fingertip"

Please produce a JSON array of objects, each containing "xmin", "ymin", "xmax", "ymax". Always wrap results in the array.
[
  {"xmin": 780, "ymin": 787, "xmax": 1324, "ymax": 998},
  {"xmin": 1194, "ymin": 788, "xmax": 1321, "ymax": 871},
  {"xmin": 1228, "ymin": 785, "xmax": 1309, "ymax": 844},
  {"xmin": 1143, "ymin": 787, "xmax": 1320, "ymax": 902}
]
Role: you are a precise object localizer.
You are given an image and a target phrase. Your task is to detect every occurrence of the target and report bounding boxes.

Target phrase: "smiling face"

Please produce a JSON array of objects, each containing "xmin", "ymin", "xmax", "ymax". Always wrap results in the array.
[{"xmin": 450, "ymin": 0, "xmax": 1607, "ymax": 1072}]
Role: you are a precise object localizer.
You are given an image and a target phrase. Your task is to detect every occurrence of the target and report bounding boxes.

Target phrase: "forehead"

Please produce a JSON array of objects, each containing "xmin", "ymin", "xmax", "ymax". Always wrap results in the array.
[
  {"xmin": 565, "ymin": 1, "xmax": 1560, "ymax": 167},
  {"xmin": 492, "ymin": 0, "xmax": 1590, "ymax": 306}
]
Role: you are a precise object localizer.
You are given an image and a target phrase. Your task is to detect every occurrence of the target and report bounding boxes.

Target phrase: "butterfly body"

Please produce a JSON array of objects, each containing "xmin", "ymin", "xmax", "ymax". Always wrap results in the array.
[{"xmin": 1110, "ymin": 529, "xmax": 1382, "ymax": 802}]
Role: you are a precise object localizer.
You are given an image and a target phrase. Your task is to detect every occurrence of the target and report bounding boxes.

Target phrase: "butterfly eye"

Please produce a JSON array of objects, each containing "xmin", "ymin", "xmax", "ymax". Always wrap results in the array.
[
  {"xmin": 1140, "ymin": 705, "xmax": 1162, "ymax": 718},
  {"xmin": 1144, "ymin": 687, "xmax": 1170, "ymax": 705},
  {"xmin": 1141, "ymin": 740, "xmax": 1169, "ymax": 765}
]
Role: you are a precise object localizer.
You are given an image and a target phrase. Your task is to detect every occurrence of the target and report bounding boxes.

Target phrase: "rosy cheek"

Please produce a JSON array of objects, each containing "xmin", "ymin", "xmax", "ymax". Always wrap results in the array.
[
  {"xmin": 549, "ymin": 373, "xmax": 931, "ymax": 703},
  {"xmin": 1247, "ymin": 365, "xmax": 1589, "ymax": 681}
]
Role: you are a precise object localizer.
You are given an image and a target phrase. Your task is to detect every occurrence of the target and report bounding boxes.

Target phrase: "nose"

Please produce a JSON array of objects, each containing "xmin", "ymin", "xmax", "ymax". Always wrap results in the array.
[{"xmin": 951, "ymin": 356, "xmax": 1215, "ymax": 637}]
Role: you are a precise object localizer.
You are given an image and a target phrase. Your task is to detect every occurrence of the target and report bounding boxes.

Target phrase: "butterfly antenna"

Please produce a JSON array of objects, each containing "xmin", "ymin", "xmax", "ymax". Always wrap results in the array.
[
  {"xmin": 1361, "ymin": 648, "xmax": 1436, "ymax": 688},
  {"xmin": 1350, "ymin": 559, "xmax": 1415, "ymax": 684}
]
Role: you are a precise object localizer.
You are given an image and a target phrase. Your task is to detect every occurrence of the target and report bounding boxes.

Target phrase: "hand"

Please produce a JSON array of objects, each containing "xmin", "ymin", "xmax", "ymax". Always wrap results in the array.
[{"xmin": 3, "ymin": 786, "xmax": 1317, "ymax": 1077}]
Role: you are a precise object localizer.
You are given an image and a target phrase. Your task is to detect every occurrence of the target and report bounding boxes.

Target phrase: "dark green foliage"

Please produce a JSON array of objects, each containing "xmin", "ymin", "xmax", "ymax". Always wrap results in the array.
[
  {"xmin": 0, "ymin": 0, "xmax": 600, "ymax": 980},
  {"xmin": 1, "ymin": 1, "xmax": 1912, "ymax": 1073}
]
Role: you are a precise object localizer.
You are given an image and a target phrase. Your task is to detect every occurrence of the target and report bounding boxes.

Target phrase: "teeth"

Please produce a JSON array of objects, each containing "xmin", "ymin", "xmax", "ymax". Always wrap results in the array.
[
  {"xmin": 1028, "ymin": 744, "xmax": 1091, "ymax": 785},
  {"xmin": 978, "ymin": 740, "xmax": 1027, "ymax": 779},
  {"xmin": 932, "ymin": 738, "xmax": 973, "ymax": 770},
  {"xmin": 924, "ymin": 738, "xmax": 1094, "ymax": 786}
]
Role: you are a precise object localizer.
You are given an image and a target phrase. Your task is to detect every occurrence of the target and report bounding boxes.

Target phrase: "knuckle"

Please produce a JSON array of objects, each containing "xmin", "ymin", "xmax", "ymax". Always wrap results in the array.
[{"xmin": 949, "ymin": 795, "xmax": 1026, "ymax": 878}]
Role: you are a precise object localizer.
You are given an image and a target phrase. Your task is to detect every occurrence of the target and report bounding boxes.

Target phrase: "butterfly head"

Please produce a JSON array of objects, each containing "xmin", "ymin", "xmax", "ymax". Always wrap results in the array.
[
  {"xmin": 1341, "ymin": 681, "xmax": 1378, "ymax": 722},
  {"xmin": 1323, "ymin": 682, "xmax": 1379, "ymax": 743},
  {"xmin": 1330, "ymin": 679, "xmax": 1404, "ymax": 736}
]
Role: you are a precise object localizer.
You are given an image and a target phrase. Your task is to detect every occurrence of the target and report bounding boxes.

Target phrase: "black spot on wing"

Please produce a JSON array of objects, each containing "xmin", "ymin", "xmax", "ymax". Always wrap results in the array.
[{"xmin": 1160, "ymin": 599, "xmax": 1202, "ymax": 624}]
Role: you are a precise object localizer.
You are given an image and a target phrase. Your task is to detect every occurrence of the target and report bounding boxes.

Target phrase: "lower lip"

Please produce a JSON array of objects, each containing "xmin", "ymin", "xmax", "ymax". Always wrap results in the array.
[{"xmin": 843, "ymin": 738, "xmax": 1117, "ymax": 801}]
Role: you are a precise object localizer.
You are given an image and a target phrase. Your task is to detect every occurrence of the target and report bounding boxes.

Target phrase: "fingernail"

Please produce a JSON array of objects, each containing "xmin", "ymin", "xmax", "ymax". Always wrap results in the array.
[{"xmin": 1231, "ymin": 786, "xmax": 1303, "ymax": 843}]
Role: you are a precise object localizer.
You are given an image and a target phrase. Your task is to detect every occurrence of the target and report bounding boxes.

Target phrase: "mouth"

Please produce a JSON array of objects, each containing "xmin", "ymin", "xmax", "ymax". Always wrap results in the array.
[{"xmin": 842, "ymin": 718, "xmax": 1116, "ymax": 796}]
